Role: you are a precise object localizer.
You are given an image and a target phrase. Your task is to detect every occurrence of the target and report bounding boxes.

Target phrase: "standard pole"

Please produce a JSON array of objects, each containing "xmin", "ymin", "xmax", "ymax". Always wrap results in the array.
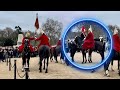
[
  {"xmin": 9, "ymin": 58, "xmax": 11, "ymax": 71},
  {"xmin": 14, "ymin": 60, "xmax": 17, "ymax": 79}
]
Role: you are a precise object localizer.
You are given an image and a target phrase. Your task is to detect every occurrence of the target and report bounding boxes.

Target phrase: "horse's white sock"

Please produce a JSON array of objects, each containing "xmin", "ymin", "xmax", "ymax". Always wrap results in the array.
[
  {"xmin": 111, "ymin": 65, "xmax": 114, "ymax": 70},
  {"xmin": 106, "ymin": 70, "xmax": 109, "ymax": 74}
]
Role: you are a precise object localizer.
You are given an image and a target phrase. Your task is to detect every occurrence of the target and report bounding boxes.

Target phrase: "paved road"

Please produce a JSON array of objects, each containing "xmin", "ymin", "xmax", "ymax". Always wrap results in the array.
[{"xmin": 0, "ymin": 53, "xmax": 120, "ymax": 79}]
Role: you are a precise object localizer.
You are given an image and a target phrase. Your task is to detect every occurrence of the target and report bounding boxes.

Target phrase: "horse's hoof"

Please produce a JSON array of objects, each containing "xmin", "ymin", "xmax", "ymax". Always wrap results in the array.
[
  {"xmin": 111, "ymin": 69, "xmax": 115, "ymax": 72},
  {"xmin": 118, "ymin": 71, "xmax": 120, "ymax": 76},
  {"xmin": 45, "ymin": 71, "xmax": 48, "ymax": 73},
  {"xmin": 91, "ymin": 70, "xmax": 95, "ymax": 73},
  {"xmin": 39, "ymin": 70, "xmax": 42, "ymax": 73},
  {"xmin": 117, "ymin": 70, "xmax": 120, "ymax": 74},
  {"xmin": 88, "ymin": 61, "xmax": 91, "ymax": 63},
  {"xmin": 22, "ymin": 69, "xmax": 24, "ymax": 72},
  {"xmin": 85, "ymin": 61, "xmax": 87, "ymax": 63},
  {"xmin": 106, "ymin": 74, "xmax": 110, "ymax": 77},
  {"xmin": 55, "ymin": 61, "xmax": 58, "ymax": 63},
  {"xmin": 43, "ymin": 68, "xmax": 45, "ymax": 70},
  {"xmin": 104, "ymin": 72, "xmax": 110, "ymax": 77},
  {"xmin": 82, "ymin": 62, "xmax": 84, "ymax": 64},
  {"xmin": 66, "ymin": 64, "xmax": 69, "ymax": 66},
  {"xmin": 104, "ymin": 73, "xmax": 107, "ymax": 76},
  {"xmin": 28, "ymin": 69, "xmax": 30, "ymax": 72}
]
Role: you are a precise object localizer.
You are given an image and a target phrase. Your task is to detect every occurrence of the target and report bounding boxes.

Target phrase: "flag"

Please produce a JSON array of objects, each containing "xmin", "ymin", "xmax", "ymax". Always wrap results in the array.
[{"xmin": 34, "ymin": 13, "xmax": 39, "ymax": 30}]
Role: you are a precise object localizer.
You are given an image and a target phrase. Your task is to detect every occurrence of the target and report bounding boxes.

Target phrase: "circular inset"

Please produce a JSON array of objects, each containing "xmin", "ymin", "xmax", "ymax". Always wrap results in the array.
[{"xmin": 61, "ymin": 18, "xmax": 113, "ymax": 71}]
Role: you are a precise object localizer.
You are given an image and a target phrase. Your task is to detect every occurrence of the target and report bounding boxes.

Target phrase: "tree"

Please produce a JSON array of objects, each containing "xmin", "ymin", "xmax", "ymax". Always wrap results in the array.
[
  {"xmin": 4, "ymin": 38, "xmax": 14, "ymax": 46},
  {"xmin": 42, "ymin": 18, "xmax": 63, "ymax": 45},
  {"xmin": 108, "ymin": 25, "xmax": 120, "ymax": 36},
  {"xmin": 3, "ymin": 27, "xmax": 13, "ymax": 38}
]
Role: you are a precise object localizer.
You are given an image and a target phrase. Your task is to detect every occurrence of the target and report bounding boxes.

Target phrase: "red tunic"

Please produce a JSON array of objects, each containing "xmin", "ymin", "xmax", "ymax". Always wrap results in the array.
[
  {"xmin": 35, "ymin": 34, "xmax": 51, "ymax": 49},
  {"xmin": 82, "ymin": 32, "xmax": 95, "ymax": 50},
  {"xmin": 57, "ymin": 40, "xmax": 61, "ymax": 46},
  {"xmin": 18, "ymin": 37, "xmax": 35, "ymax": 52},
  {"xmin": 113, "ymin": 34, "xmax": 120, "ymax": 52}
]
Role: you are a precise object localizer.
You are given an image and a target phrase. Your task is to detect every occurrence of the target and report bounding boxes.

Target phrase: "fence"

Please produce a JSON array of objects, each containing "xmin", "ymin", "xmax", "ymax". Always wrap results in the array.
[{"xmin": 6, "ymin": 57, "xmax": 30, "ymax": 79}]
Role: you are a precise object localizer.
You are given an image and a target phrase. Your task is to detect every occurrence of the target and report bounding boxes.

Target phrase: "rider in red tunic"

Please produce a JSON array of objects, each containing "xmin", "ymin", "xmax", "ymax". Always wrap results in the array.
[
  {"xmin": 82, "ymin": 25, "xmax": 95, "ymax": 50},
  {"xmin": 113, "ymin": 28, "xmax": 120, "ymax": 52},
  {"xmin": 57, "ymin": 38, "xmax": 61, "ymax": 46},
  {"xmin": 18, "ymin": 32, "xmax": 35, "ymax": 53},
  {"xmin": 35, "ymin": 30, "xmax": 51, "ymax": 49}
]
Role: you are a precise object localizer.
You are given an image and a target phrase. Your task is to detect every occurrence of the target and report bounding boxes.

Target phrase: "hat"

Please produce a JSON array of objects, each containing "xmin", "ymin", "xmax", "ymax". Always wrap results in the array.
[
  {"xmin": 81, "ymin": 26, "xmax": 85, "ymax": 33},
  {"xmin": 59, "ymin": 37, "xmax": 61, "ymax": 40},
  {"xmin": 113, "ymin": 27, "xmax": 118, "ymax": 35},
  {"xmin": 25, "ymin": 32, "xmax": 30, "ymax": 38},
  {"xmin": 88, "ymin": 25, "xmax": 92, "ymax": 32}
]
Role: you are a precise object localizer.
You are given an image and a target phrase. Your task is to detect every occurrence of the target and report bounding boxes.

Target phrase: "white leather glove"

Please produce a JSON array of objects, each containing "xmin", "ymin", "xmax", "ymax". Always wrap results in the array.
[{"xmin": 83, "ymin": 38, "xmax": 86, "ymax": 41}]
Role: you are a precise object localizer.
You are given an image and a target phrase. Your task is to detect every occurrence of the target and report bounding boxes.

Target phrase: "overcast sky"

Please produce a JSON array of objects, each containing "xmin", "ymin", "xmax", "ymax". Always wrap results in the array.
[{"xmin": 0, "ymin": 11, "xmax": 120, "ymax": 32}]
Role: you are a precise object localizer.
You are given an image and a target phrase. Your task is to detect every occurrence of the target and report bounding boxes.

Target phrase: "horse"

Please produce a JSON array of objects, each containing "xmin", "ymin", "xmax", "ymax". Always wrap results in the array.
[
  {"xmin": 104, "ymin": 49, "xmax": 120, "ymax": 76},
  {"xmin": 74, "ymin": 36, "xmax": 105, "ymax": 63},
  {"xmin": 38, "ymin": 45, "xmax": 50, "ymax": 73},
  {"xmin": 50, "ymin": 45, "xmax": 64, "ymax": 63},
  {"xmin": 21, "ymin": 38, "xmax": 31, "ymax": 72}
]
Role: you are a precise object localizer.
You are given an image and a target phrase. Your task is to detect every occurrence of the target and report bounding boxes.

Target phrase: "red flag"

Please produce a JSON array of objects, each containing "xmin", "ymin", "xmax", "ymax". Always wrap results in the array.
[{"xmin": 34, "ymin": 13, "xmax": 39, "ymax": 30}]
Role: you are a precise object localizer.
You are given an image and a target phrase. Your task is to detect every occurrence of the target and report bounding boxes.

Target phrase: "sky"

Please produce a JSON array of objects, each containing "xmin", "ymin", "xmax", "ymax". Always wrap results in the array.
[{"xmin": 0, "ymin": 11, "xmax": 120, "ymax": 33}]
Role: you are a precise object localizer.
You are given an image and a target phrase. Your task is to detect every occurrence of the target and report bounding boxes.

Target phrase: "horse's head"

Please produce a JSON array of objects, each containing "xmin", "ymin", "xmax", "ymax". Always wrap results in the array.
[
  {"xmin": 74, "ymin": 36, "xmax": 83, "ymax": 47},
  {"xmin": 24, "ymin": 38, "xmax": 30, "ymax": 53}
]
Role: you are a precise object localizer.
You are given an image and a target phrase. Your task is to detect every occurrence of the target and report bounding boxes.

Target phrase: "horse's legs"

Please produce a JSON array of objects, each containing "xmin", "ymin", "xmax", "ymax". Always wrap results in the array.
[
  {"xmin": 27, "ymin": 57, "xmax": 30, "ymax": 71},
  {"xmin": 50, "ymin": 49, "xmax": 53, "ymax": 62},
  {"xmin": 110, "ymin": 59, "xmax": 114, "ymax": 71},
  {"xmin": 43, "ymin": 59, "xmax": 45, "ymax": 70},
  {"xmin": 60, "ymin": 53, "xmax": 64, "ymax": 63},
  {"xmin": 45, "ymin": 58, "xmax": 49, "ymax": 73},
  {"xmin": 82, "ymin": 50, "xmax": 84, "ymax": 63},
  {"xmin": 84, "ymin": 50, "xmax": 87, "ymax": 63},
  {"xmin": 39, "ymin": 57, "xmax": 42, "ymax": 72},
  {"xmin": 22, "ymin": 58, "xmax": 25, "ymax": 72},
  {"xmin": 54, "ymin": 56, "xmax": 58, "ymax": 63},
  {"xmin": 104, "ymin": 59, "xmax": 111, "ymax": 77},
  {"xmin": 82, "ymin": 50, "xmax": 87, "ymax": 63},
  {"xmin": 50, "ymin": 55, "xmax": 53, "ymax": 62},
  {"xmin": 72, "ymin": 56, "xmax": 74, "ymax": 62},
  {"xmin": 117, "ymin": 59, "xmax": 120, "ymax": 75},
  {"xmin": 54, "ymin": 49, "xmax": 58, "ymax": 63},
  {"xmin": 88, "ymin": 49, "xmax": 92, "ymax": 63},
  {"xmin": 54, "ymin": 51, "xmax": 58, "ymax": 63}
]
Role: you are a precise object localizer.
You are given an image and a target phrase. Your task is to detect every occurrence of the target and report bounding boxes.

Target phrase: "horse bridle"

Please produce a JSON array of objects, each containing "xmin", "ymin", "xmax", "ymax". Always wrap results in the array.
[{"xmin": 24, "ymin": 39, "xmax": 30, "ymax": 55}]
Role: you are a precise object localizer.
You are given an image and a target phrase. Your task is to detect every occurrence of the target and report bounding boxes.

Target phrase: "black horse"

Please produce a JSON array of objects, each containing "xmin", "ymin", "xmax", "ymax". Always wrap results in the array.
[
  {"xmin": 68, "ymin": 36, "xmax": 105, "ymax": 73},
  {"xmin": 50, "ymin": 45, "xmax": 64, "ymax": 63},
  {"xmin": 21, "ymin": 38, "xmax": 31, "ymax": 72},
  {"xmin": 38, "ymin": 45, "xmax": 50, "ymax": 73},
  {"xmin": 104, "ymin": 49, "xmax": 120, "ymax": 76},
  {"xmin": 69, "ymin": 35, "xmax": 105, "ymax": 64}
]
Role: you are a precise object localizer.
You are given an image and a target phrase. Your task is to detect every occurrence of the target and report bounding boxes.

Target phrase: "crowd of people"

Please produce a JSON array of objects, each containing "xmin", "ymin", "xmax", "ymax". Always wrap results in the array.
[{"xmin": 0, "ymin": 47, "xmax": 19, "ymax": 62}]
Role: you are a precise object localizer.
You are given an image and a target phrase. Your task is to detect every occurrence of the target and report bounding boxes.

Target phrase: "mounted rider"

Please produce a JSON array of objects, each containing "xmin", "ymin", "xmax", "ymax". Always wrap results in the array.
[
  {"xmin": 35, "ymin": 29, "xmax": 51, "ymax": 49},
  {"xmin": 104, "ymin": 28, "xmax": 120, "ymax": 77},
  {"xmin": 18, "ymin": 31, "xmax": 35, "ymax": 53},
  {"xmin": 82, "ymin": 25, "xmax": 95, "ymax": 50},
  {"xmin": 113, "ymin": 28, "xmax": 120, "ymax": 53},
  {"xmin": 57, "ymin": 38, "xmax": 61, "ymax": 46}
]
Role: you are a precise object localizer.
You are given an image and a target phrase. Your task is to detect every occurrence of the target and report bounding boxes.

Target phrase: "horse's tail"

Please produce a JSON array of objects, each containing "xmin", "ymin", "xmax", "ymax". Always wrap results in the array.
[{"xmin": 43, "ymin": 46, "xmax": 47, "ymax": 58}]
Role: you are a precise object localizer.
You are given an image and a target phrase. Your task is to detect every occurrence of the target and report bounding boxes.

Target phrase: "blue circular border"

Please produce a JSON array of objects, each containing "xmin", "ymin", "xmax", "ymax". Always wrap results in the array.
[{"xmin": 61, "ymin": 18, "xmax": 113, "ymax": 71}]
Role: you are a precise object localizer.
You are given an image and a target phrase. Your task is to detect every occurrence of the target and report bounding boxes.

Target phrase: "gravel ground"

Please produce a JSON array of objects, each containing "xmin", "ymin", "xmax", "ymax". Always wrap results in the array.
[{"xmin": 0, "ymin": 52, "xmax": 120, "ymax": 79}]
